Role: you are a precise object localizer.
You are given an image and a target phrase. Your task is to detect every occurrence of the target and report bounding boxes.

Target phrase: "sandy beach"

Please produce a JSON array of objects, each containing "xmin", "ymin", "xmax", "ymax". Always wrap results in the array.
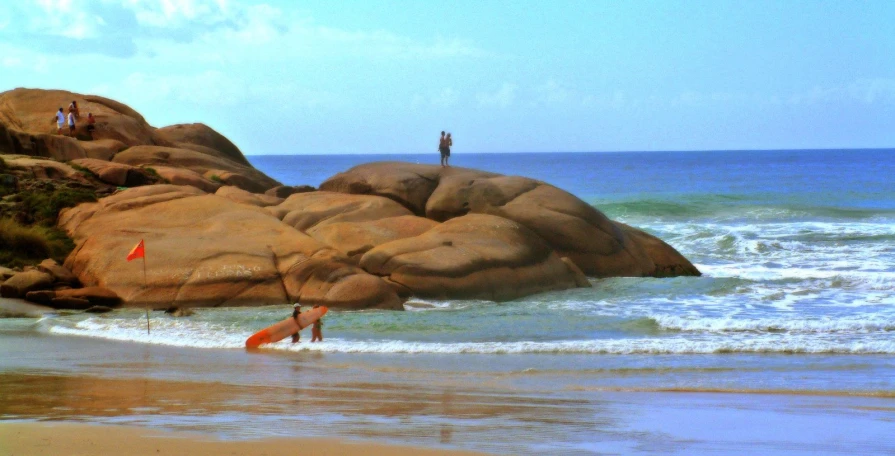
[{"xmin": 0, "ymin": 422, "xmax": 488, "ymax": 456}]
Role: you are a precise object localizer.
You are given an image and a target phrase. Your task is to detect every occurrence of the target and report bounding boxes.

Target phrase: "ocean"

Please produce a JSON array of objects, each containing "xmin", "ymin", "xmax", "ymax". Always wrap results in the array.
[{"xmin": 2, "ymin": 149, "xmax": 894, "ymax": 454}]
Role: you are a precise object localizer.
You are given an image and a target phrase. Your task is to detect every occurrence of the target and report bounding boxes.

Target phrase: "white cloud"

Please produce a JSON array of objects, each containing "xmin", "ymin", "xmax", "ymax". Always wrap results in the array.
[
  {"xmin": 477, "ymin": 83, "xmax": 517, "ymax": 108},
  {"xmin": 535, "ymin": 80, "xmax": 569, "ymax": 104},
  {"xmin": 788, "ymin": 79, "xmax": 895, "ymax": 106},
  {"xmin": 1, "ymin": 56, "xmax": 22, "ymax": 67}
]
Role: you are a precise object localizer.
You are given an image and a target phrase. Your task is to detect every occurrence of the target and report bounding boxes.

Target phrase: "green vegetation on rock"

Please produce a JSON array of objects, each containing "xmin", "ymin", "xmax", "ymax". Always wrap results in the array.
[
  {"xmin": 20, "ymin": 187, "xmax": 97, "ymax": 226},
  {"xmin": 0, "ymin": 218, "xmax": 74, "ymax": 268}
]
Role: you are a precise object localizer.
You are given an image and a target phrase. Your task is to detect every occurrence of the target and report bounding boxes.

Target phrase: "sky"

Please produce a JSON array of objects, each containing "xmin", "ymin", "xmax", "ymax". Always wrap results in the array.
[{"xmin": 1, "ymin": 0, "xmax": 894, "ymax": 155}]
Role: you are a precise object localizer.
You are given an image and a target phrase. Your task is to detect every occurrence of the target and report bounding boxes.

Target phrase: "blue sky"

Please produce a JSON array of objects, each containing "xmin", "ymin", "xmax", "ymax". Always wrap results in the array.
[{"xmin": 1, "ymin": 0, "xmax": 893, "ymax": 155}]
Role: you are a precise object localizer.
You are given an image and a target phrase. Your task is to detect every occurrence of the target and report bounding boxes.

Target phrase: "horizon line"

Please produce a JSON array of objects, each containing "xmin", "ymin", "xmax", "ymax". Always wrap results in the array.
[{"xmin": 244, "ymin": 147, "xmax": 895, "ymax": 156}]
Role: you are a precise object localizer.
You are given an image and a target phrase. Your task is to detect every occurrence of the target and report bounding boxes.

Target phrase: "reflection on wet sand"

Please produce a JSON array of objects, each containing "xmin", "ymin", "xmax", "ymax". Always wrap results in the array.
[{"xmin": 0, "ymin": 371, "xmax": 597, "ymax": 451}]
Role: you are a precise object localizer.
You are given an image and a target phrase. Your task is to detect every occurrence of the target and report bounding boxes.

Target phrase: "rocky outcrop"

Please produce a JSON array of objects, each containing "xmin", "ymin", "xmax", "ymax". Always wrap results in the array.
[
  {"xmin": 2, "ymin": 89, "xmax": 699, "ymax": 311},
  {"xmin": 156, "ymin": 123, "xmax": 251, "ymax": 166},
  {"xmin": 0, "ymin": 88, "xmax": 279, "ymax": 195},
  {"xmin": 3, "ymin": 155, "xmax": 89, "ymax": 182},
  {"xmin": 322, "ymin": 162, "xmax": 700, "ymax": 278},
  {"xmin": 70, "ymin": 158, "xmax": 156, "ymax": 187},
  {"xmin": 0, "ymin": 88, "xmax": 168, "ymax": 160},
  {"xmin": 113, "ymin": 146, "xmax": 279, "ymax": 193},
  {"xmin": 216, "ymin": 185, "xmax": 283, "ymax": 207},
  {"xmin": 265, "ymin": 185, "xmax": 315, "ymax": 198},
  {"xmin": 148, "ymin": 165, "xmax": 221, "ymax": 193},
  {"xmin": 1, "ymin": 270, "xmax": 54, "ymax": 298},
  {"xmin": 360, "ymin": 214, "xmax": 590, "ymax": 301},
  {"xmin": 36, "ymin": 259, "xmax": 78, "ymax": 285},
  {"xmin": 58, "ymin": 185, "xmax": 402, "ymax": 310}
]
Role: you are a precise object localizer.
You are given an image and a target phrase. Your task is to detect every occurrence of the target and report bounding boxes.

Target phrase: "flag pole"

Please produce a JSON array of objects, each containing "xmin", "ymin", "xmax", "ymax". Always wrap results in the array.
[{"xmin": 143, "ymin": 242, "xmax": 150, "ymax": 335}]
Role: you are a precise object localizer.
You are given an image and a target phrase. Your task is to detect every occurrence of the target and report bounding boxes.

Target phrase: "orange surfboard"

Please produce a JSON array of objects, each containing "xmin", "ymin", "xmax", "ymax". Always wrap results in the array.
[{"xmin": 245, "ymin": 306, "xmax": 328, "ymax": 348}]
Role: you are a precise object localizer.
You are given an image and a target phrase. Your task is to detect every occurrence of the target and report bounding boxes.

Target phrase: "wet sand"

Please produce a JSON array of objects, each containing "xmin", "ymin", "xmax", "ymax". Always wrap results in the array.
[
  {"xmin": 2, "ymin": 327, "xmax": 894, "ymax": 454},
  {"xmin": 0, "ymin": 422, "xmax": 489, "ymax": 456}
]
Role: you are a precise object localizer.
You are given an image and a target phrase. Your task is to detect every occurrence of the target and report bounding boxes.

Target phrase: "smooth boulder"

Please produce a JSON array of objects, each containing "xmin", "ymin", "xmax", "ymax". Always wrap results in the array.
[
  {"xmin": 1, "ymin": 270, "xmax": 54, "ymax": 298},
  {"xmin": 321, "ymin": 162, "xmax": 700, "ymax": 278},
  {"xmin": 360, "ymin": 214, "xmax": 590, "ymax": 301},
  {"xmin": 58, "ymin": 185, "xmax": 401, "ymax": 309}
]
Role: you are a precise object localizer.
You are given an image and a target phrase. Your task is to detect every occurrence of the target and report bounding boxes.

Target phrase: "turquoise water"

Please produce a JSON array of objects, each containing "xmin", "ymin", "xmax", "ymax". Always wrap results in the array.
[{"xmin": 2, "ymin": 149, "xmax": 894, "ymax": 454}]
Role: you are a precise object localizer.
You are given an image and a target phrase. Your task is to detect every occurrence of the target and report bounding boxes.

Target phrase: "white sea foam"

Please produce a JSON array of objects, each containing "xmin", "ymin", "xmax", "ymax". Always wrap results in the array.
[
  {"xmin": 651, "ymin": 315, "xmax": 895, "ymax": 333},
  {"xmin": 45, "ymin": 317, "xmax": 895, "ymax": 354}
]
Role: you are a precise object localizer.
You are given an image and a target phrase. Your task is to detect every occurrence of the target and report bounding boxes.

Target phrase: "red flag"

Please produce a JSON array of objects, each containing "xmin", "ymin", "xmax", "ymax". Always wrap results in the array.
[{"xmin": 127, "ymin": 239, "xmax": 145, "ymax": 262}]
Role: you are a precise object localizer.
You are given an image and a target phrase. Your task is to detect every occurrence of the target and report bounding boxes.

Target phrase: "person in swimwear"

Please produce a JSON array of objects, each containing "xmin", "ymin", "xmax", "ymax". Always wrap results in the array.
[
  {"xmin": 438, "ymin": 131, "xmax": 449, "ymax": 167},
  {"xmin": 291, "ymin": 303, "xmax": 301, "ymax": 343},
  {"xmin": 311, "ymin": 304, "xmax": 324, "ymax": 342}
]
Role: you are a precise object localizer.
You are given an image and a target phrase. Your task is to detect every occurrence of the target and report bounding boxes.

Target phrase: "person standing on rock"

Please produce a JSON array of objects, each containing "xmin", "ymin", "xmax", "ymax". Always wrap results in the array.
[
  {"xmin": 439, "ymin": 131, "xmax": 450, "ymax": 167},
  {"xmin": 446, "ymin": 132, "xmax": 453, "ymax": 167},
  {"xmin": 311, "ymin": 304, "xmax": 324, "ymax": 342},
  {"xmin": 53, "ymin": 108, "xmax": 65, "ymax": 134},
  {"xmin": 68, "ymin": 101, "xmax": 80, "ymax": 119},
  {"xmin": 86, "ymin": 113, "xmax": 96, "ymax": 139},
  {"xmin": 67, "ymin": 110, "xmax": 76, "ymax": 136},
  {"xmin": 291, "ymin": 303, "xmax": 302, "ymax": 343}
]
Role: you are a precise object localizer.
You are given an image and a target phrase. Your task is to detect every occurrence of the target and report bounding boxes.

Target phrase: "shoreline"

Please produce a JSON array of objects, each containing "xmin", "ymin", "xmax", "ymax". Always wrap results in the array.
[{"xmin": 0, "ymin": 422, "xmax": 490, "ymax": 456}]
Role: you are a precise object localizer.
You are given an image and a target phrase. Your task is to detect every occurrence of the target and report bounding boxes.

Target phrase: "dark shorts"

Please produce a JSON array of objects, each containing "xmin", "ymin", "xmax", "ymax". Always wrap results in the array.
[
  {"xmin": 86, "ymin": 124, "xmax": 95, "ymax": 131},
  {"xmin": 439, "ymin": 146, "xmax": 450, "ymax": 157},
  {"xmin": 68, "ymin": 124, "xmax": 75, "ymax": 131}
]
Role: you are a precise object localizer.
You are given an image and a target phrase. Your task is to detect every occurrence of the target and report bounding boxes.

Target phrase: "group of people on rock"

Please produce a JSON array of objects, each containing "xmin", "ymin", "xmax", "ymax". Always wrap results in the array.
[
  {"xmin": 53, "ymin": 100, "xmax": 96, "ymax": 138},
  {"xmin": 290, "ymin": 303, "xmax": 324, "ymax": 343}
]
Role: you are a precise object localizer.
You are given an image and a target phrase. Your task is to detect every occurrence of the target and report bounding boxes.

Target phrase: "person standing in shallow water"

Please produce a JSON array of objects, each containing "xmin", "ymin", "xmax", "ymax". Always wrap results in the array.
[
  {"xmin": 311, "ymin": 304, "xmax": 324, "ymax": 342},
  {"xmin": 439, "ymin": 131, "xmax": 450, "ymax": 167},
  {"xmin": 290, "ymin": 303, "xmax": 301, "ymax": 343}
]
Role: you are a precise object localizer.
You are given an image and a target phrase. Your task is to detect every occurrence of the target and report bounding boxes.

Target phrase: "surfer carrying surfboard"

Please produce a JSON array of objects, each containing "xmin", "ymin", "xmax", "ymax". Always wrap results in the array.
[{"xmin": 291, "ymin": 303, "xmax": 301, "ymax": 343}]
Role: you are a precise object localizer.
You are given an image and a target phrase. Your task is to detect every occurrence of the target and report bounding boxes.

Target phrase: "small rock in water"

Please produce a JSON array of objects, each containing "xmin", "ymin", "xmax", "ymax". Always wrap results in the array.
[
  {"xmin": 84, "ymin": 305, "xmax": 113, "ymax": 314},
  {"xmin": 165, "ymin": 307, "xmax": 195, "ymax": 317}
]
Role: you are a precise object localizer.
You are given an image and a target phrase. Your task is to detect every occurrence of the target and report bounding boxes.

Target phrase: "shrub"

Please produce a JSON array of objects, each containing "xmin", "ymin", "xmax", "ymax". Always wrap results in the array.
[
  {"xmin": 0, "ymin": 218, "xmax": 73, "ymax": 268},
  {"xmin": 69, "ymin": 163, "xmax": 97, "ymax": 178},
  {"xmin": 20, "ymin": 187, "xmax": 97, "ymax": 225},
  {"xmin": 209, "ymin": 174, "xmax": 223, "ymax": 183}
]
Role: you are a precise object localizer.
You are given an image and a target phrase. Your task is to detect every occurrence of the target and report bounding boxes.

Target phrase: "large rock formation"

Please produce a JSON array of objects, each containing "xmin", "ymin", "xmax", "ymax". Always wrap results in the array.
[
  {"xmin": 321, "ymin": 162, "xmax": 700, "ymax": 278},
  {"xmin": 59, "ymin": 185, "xmax": 403, "ymax": 310},
  {"xmin": 0, "ymin": 88, "xmax": 279, "ymax": 193},
  {"xmin": 3, "ymin": 88, "xmax": 699, "ymax": 311}
]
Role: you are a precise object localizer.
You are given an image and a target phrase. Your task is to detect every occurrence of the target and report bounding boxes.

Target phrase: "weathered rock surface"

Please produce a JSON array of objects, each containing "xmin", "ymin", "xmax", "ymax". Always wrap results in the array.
[
  {"xmin": 58, "ymin": 185, "xmax": 402, "ymax": 309},
  {"xmin": 0, "ymin": 88, "xmax": 278, "ymax": 196},
  {"xmin": 37, "ymin": 259, "xmax": 78, "ymax": 285},
  {"xmin": 70, "ymin": 158, "xmax": 155, "ymax": 187},
  {"xmin": 0, "ymin": 266, "xmax": 16, "ymax": 281},
  {"xmin": 1, "ymin": 270, "xmax": 54, "ymax": 298},
  {"xmin": 80, "ymin": 139, "xmax": 127, "ymax": 161},
  {"xmin": 322, "ymin": 162, "xmax": 700, "ymax": 278},
  {"xmin": 265, "ymin": 185, "xmax": 315, "ymax": 198},
  {"xmin": 360, "ymin": 213, "xmax": 590, "ymax": 300},
  {"xmin": 0, "ymin": 88, "xmax": 170, "ymax": 160},
  {"xmin": 156, "ymin": 123, "xmax": 252, "ymax": 166},
  {"xmin": 148, "ymin": 165, "xmax": 221, "ymax": 193},
  {"xmin": 3, "ymin": 155, "xmax": 88, "ymax": 182},
  {"xmin": 55, "ymin": 287, "xmax": 122, "ymax": 307},
  {"xmin": 216, "ymin": 186, "xmax": 283, "ymax": 207},
  {"xmin": 2, "ymin": 89, "xmax": 700, "ymax": 310},
  {"xmin": 309, "ymin": 215, "xmax": 439, "ymax": 259},
  {"xmin": 113, "ymin": 146, "xmax": 279, "ymax": 193},
  {"xmin": 268, "ymin": 191, "xmax": 413, "ymax": 232}
]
